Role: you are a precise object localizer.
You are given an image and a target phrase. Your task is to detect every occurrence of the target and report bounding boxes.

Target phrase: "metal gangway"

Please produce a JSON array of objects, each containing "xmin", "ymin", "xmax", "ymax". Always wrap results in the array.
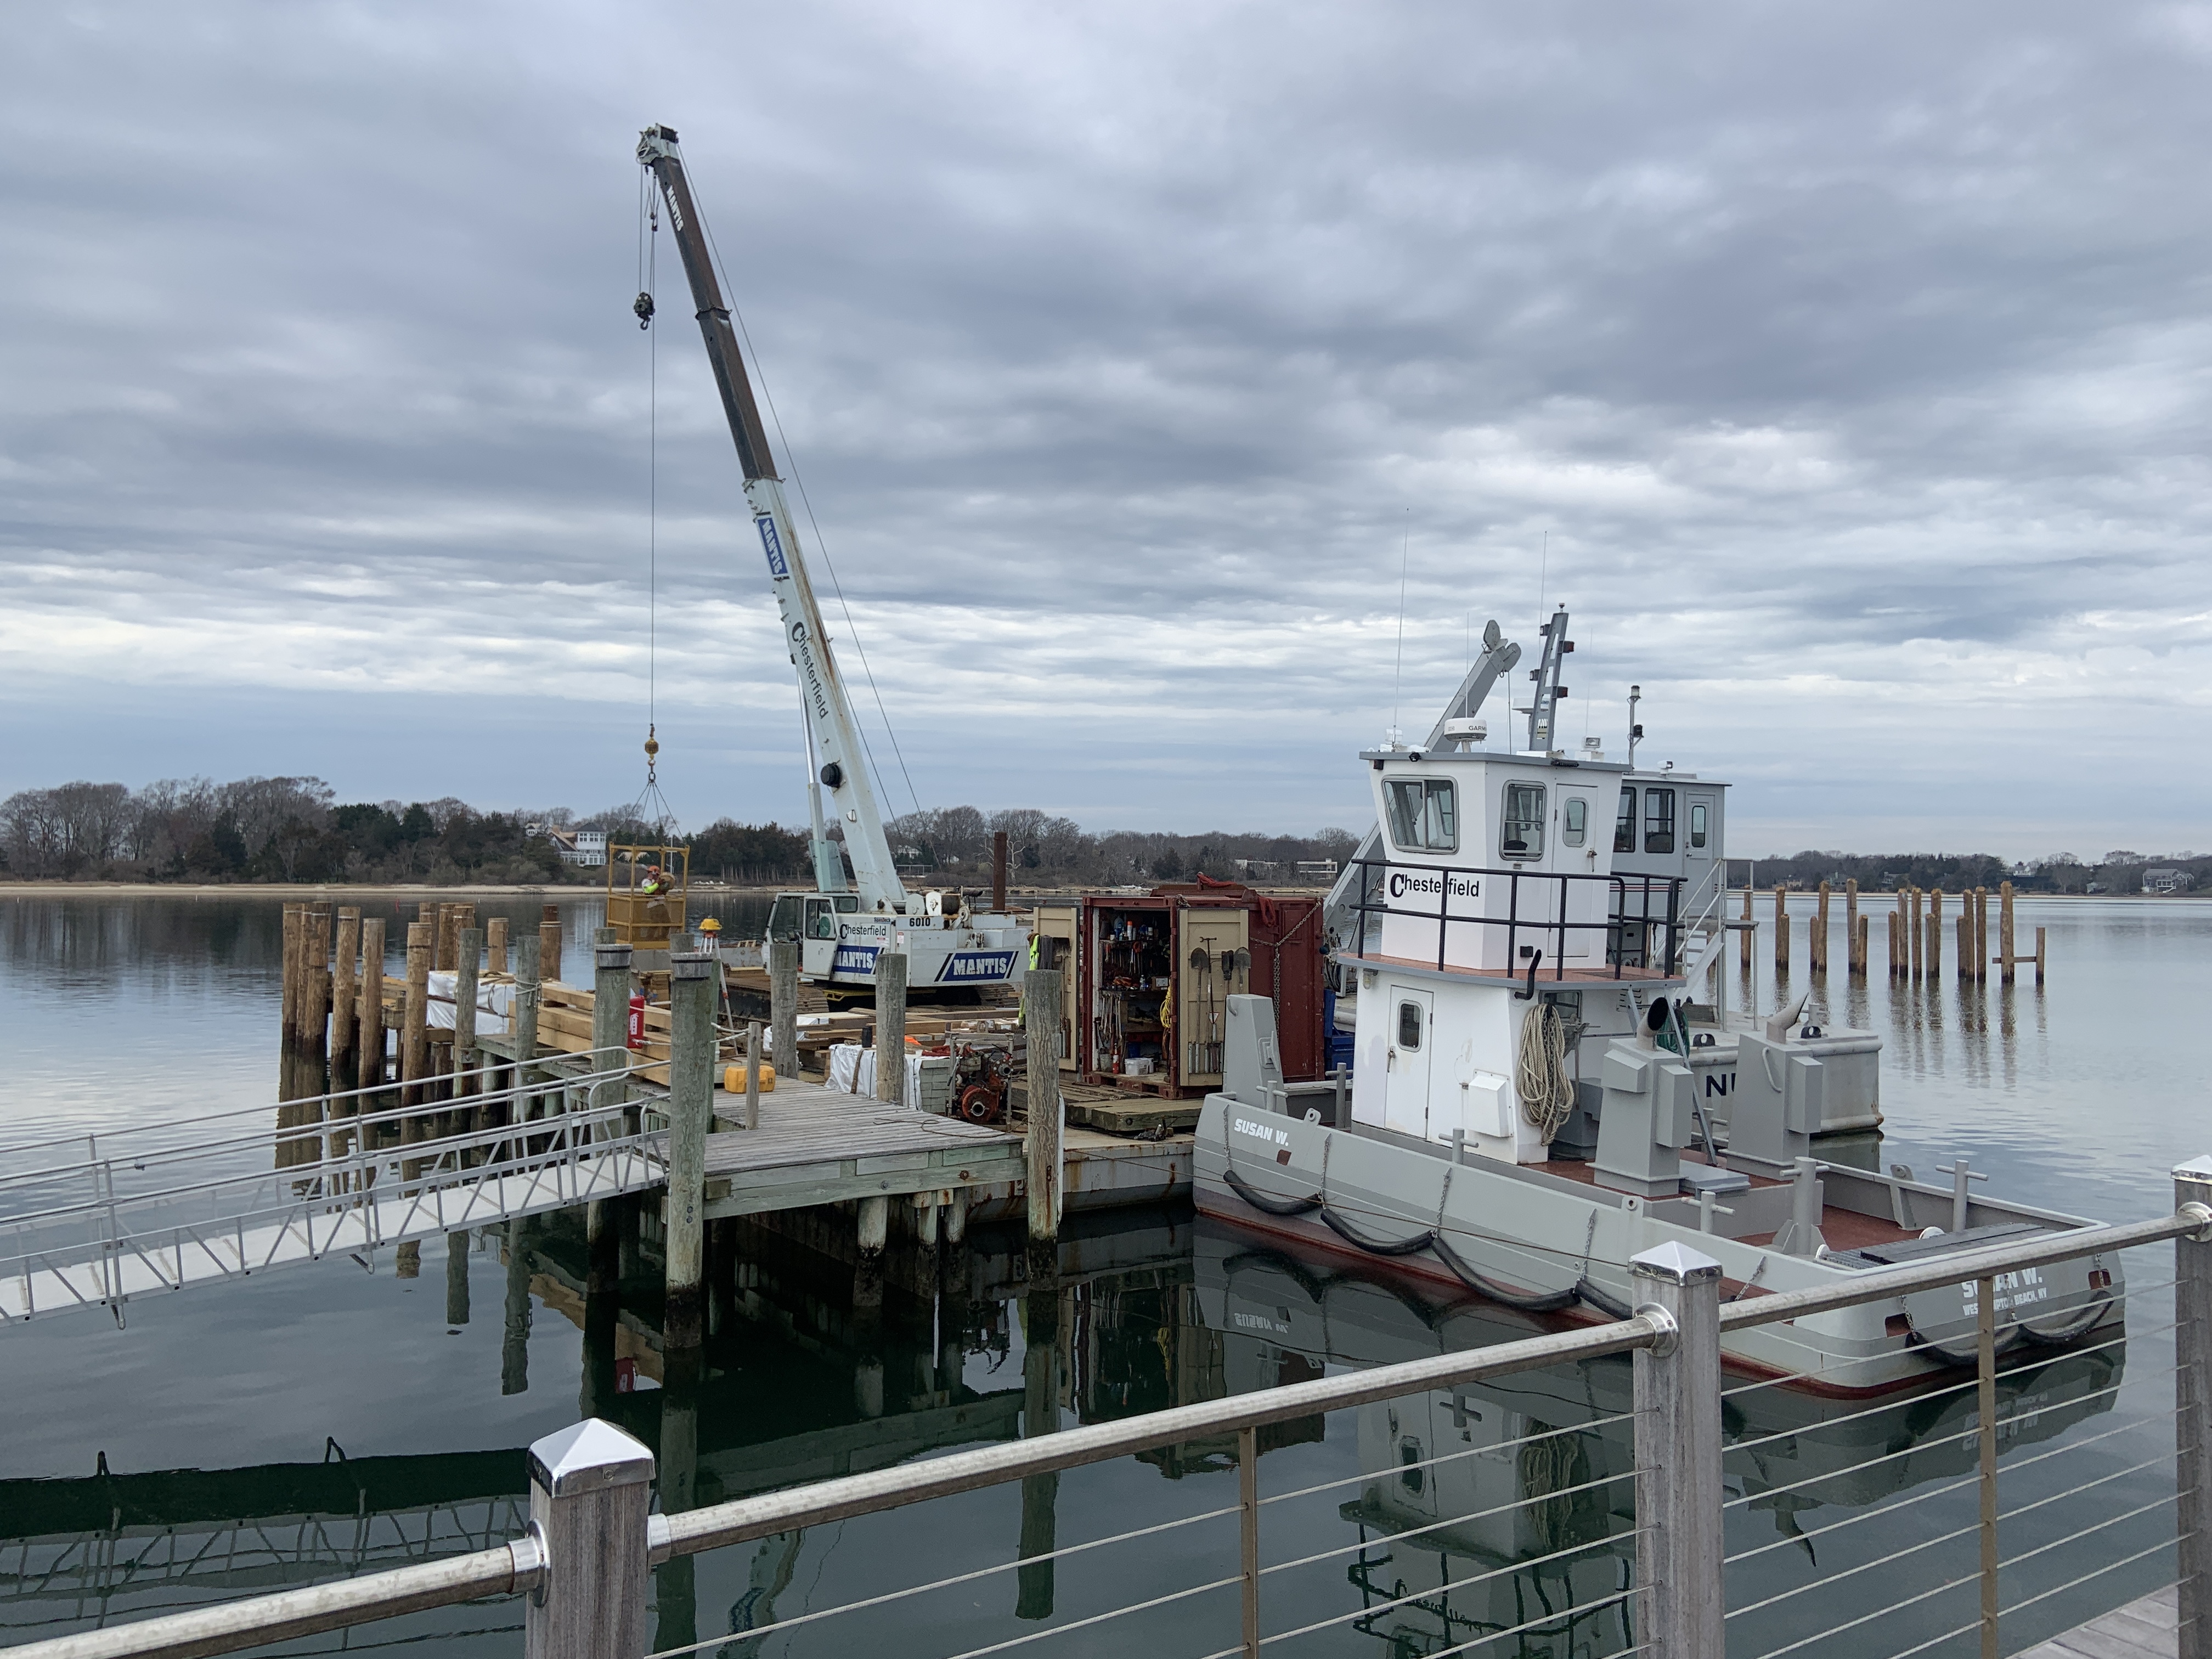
[{"xmin": 0, "ymin": 1054, "xmax": 661, "ymax": 1324}]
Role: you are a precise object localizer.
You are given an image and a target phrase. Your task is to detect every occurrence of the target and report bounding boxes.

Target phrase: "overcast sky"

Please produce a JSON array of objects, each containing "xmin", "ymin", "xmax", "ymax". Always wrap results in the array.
[{"xmin": 3, "ymin": 3, "xmax": 2208, "ymax": 860}]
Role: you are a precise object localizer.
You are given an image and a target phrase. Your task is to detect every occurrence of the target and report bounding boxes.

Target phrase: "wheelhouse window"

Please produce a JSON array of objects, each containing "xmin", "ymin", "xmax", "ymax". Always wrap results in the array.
[
  {"xmin": 1397, "ymin": 1000, "xmax": 1423, "ymax": 1049},
  {"xmin": 833, "ymin": 895, "xmax": 860, "ymax": 913},
  {"xmin": 1562, "ymin": 798, "xmax": 1588, "ymax": 848},
  {"xmin": 1644, "ymin": 788, "xmax": 1676, "ymax": 854},
  {"xmin": 1385, "ymin": 778, "xmax": 1458, "ymax": 853},
  {"xmin": 1614, "ymin": 787, "xmax": 1637, "ymax": 853},
  {"xmin": 768, "ymin": 894, "xmax": 803, "ymax": 940},
  {"xmin": 1501, "ymin": 782, "xmax": 1546, "ymax": 859},
  {"xmin": 1689, "ymin": 802, "xmax": 1708, "ymax": 850}
]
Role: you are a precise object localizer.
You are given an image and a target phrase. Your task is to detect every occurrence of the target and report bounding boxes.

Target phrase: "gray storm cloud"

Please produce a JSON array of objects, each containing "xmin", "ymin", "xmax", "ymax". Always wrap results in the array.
[{"xmin": 2, "ymin": 1, "xmax": 2208, "ymax": 856}]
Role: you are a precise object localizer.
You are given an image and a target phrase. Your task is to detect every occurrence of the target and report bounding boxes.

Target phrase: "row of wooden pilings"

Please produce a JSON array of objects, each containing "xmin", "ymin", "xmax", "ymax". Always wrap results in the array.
[
  {"xmin": 1734, "ymin": 878, "xmax": 2047, "ymax": 984},
  {"xmin": 277, "ymin": 899, "xmax": 568, "ymax": 1110},
  {"xmin": 279, "ymin": 907, "xmax": 1070, "ymax": 1361}
]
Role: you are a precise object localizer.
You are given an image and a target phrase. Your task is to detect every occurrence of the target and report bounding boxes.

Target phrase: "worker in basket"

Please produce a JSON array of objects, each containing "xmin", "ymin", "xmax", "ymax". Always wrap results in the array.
[{"xmin": 639, "ymin": 863, "xmax": 670, "ymax": 897}]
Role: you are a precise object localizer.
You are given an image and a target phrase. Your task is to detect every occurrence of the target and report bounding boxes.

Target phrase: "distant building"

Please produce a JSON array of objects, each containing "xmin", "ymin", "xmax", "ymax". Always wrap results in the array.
[
  {"xmin": 544, "ymin": 826, "xmax": 607, "ymax": 867},
  {"xmin": 1234, "ymin": 858, "xmax": 1282, "ymax": 879},
  {"xmin": 2144, "ymin": 868, "xmax": 2194, "ymax": 895},
  {"xmin": 1294, "ymin": 859, "xmax": 1341, "ymax": 881}
]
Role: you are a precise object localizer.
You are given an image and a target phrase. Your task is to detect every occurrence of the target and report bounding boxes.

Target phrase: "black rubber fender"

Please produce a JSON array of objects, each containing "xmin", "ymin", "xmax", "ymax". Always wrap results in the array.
[{"xmin": 1221, "ymin": 1163, "xmax": 1322, "ymax": 1217}]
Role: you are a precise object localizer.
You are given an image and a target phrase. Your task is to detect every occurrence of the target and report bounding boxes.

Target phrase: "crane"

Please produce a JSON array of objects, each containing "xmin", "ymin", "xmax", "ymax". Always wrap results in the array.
[{"xmin": 636, "ymin": 125, "xmax": 1029, "ymax": 996}]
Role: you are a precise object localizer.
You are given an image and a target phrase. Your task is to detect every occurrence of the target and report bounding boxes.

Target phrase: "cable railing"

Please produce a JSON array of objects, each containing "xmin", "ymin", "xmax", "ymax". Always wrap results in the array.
[{"xmin": 5, "ymin": 1156, "xmax": 2208, "ymax": 1659}]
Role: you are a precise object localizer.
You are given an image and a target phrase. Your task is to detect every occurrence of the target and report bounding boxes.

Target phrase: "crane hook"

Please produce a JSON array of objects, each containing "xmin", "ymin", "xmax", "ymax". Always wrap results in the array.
[{"xmin": 634, "ymin": 291, "xmax": 655, "ymax": 330}]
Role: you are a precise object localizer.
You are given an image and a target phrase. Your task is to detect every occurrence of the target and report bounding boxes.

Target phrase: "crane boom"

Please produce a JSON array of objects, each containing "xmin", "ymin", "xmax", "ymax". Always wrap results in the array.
[{"xmin": 637, "ymin": 124, "xmax": 908, "ymax": 914}]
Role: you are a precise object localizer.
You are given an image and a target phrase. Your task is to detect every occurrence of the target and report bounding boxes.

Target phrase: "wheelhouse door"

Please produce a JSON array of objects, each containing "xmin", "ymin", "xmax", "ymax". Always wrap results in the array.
[{"xmin": 1384, "ymin": 988, "xmax": 1436, "ymax": 1141}]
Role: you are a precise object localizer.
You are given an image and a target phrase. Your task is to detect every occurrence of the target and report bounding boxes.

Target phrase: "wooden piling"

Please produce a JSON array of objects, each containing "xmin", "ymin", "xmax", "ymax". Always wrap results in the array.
[
  {"xmin": 1956, "ymin": 913, "xmax": 1971, "ymax": 982},
  {"xmin": 2000, "ymin": 883, "xmax": 2016, "ymax": 984},
  {"xmin": 770, "ymin": 939, "xmax": 800, "ymax": 1081},
  {"xmin": 357, "ymin": 916, "xmax": 387, "ymax": 1133},
  {"xmin": 539, "ymin": 905, "xmax": 563, "ymax": 984},
  {"xmin": 304, "ymin": 905, "xmax": 332, "ymax": 1083},
  {"xmin": 434, "ymin": 903, "xmax": 458, "ymax": 974},
  {"xmin": 279, "ymin": 903, "xmax": 304, "ymax": 1101},
  {"xmin": 992, "ymin": 831, "xmax": 1009, "ymax": 915},
  {"xmin": 512, "ymin": 935, "xmax": 542, "ymax": 1119},
  {"xmin": 1844, "ymin": 880, "xmax": 1860, "ymax": 974},
  {"xmin": 1928, "ymin": 888, "xmax": 1944, "ymax": 979},
  {"xmin": 486, "ymin": 915, "xmax": 510, "ymax": 977},
  {"xmin": 1739, "ymin": 883, "xmax": 1753, "ymax": 970},
  {"xmin": 331, "ymin": 909, "xmax": 361, "ymax": 1092},
  {"xmin": 744, "ymin": 1022, "xmax": 762, "ymax": 1131},
  {"xmin": 1813, "ymin": 882, "xmax": 1831, "ymax": 975},
  {"xmin": 1857, "ymin": 915, "xmax": 1869, "ymax": 978},
  {"xmin": 876, "ymin": 951, "xmax": 909, "ymax": 1107},
  {"xmin": 1024, "ymin": 967, "xmax": 1065, "ymax": 1272},
  {"xmin": 454, "ymin": 926, "xmax": 482, "ymax": 1105},
  {"xmin": 1975, "ymin": 887, "xmax": 1989, "ymax": 983},
  {"xmin": 1909, "ymin": 887, "xmax": 1923, "ymax": 979},
  {"xmin": 1773, "ymin": 885, "xmax": 1789, "ymax": 972},
  {"xmin": 400, "ymin": 922, "xmax": 431, "ymax": 1112},
  {"xmin": 2036, "ymin": 925, "xmax": 2047, "ymax": 985},
  {"xmin": 664, "ymin": 951, "xmax": 715, "ymax": 1350}
]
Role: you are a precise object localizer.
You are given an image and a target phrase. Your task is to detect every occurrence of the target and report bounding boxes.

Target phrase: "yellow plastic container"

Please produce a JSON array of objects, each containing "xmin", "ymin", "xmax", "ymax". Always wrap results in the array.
[{"xmin": 723, "ymin": 1062, "xmax": 776, "ymax": 1094}]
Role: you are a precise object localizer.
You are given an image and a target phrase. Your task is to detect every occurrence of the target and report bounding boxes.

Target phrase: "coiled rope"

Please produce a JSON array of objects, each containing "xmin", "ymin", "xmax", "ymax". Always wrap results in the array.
[{"xmin": 1517, "ymin": 1001, "xmax": 1575, "ymax": 1139}]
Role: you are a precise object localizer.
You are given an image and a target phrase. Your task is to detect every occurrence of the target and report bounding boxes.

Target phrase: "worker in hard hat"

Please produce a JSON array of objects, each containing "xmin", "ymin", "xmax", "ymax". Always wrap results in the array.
[{"xmin": 639, "ymin": 864, "xmax": 669, "ymax": 897}]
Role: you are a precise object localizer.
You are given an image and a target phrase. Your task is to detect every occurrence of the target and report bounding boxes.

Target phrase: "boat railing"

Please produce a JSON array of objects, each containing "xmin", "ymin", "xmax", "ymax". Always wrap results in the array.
[
  {"xmin": 1341, "ymin": 856, "xmax": 1684, "ymax": 980},
  {"xmin": 18, "ymin": 1158, "xmax": 2209, "ymax": 1659}
]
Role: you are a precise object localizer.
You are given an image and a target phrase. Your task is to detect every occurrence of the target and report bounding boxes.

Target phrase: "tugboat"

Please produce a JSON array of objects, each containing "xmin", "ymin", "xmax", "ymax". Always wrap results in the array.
[{"xmin": 1198, "ymin": 620, "xmax": 2118, "ymax": 1393}]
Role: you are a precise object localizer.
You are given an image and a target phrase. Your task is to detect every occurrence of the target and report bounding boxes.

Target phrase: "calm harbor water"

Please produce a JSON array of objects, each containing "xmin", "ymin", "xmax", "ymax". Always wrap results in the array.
[{"xmin": 1, "ymin": 890, "xmax": 2204, "ymax": 1657}]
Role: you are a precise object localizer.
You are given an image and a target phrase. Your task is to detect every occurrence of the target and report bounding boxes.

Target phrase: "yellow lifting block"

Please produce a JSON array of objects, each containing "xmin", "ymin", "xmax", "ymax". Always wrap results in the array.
[{"xmin": 723, "ymin": 1062, "xmax": 776, "ymax": 1094}]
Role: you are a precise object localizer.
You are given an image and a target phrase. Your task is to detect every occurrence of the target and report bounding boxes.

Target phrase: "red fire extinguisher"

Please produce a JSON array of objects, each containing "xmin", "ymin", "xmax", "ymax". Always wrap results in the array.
[{"xmin": 628, "ymin": 992, "xmax": 647, "ymax": 1051}]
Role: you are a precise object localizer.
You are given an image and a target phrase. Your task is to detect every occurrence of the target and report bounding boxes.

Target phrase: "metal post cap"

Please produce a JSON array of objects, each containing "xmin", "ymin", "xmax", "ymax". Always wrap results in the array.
[
  {"xmin": 528, "ymin": 1419, "xmax": 655, "ymax": 1496},
  {"xmin": 1629, "ymin": 1239, "xmax": 1725, "ymax": 1285},
  {"xmin": 596, "ymin": 945, "xmax": 634, "ymax": 970},
  {"xmin": 672, "ymin": 952, "xmax": 713, "ymax": 981}
]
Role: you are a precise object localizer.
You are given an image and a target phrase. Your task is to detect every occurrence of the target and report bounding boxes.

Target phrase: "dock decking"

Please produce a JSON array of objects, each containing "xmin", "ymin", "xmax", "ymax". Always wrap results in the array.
[
  {"xmin": 695, "ymin": 1077, "xmax": 1024, "ymax": 1218},
  {"xmin": 2019, "ymin": 1584, "xmax": 2180, "ymax": 1657}
]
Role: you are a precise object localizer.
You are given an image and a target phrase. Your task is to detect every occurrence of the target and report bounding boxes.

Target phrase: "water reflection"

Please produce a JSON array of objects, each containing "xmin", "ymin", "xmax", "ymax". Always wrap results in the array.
[{"xmin": 1197, "ymin": 1223, "xmax": 2126, "ymax": 1659}]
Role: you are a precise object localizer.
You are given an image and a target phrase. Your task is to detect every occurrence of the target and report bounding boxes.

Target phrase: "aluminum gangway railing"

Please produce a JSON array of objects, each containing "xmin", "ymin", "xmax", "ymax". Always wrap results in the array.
[
  {"xmin": 0, "ymin": 1053, "xmax": 656, "ymax": 1324},
  {"xmin": 6, "ymin": 1155, "xmax": 2209, "ymax": 1659}
]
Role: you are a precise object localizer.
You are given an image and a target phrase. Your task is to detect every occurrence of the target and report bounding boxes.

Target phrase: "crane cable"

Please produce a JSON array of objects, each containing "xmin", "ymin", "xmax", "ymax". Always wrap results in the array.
[{"xmin": 630, "ymin": 178, "xmax": 674, "ymax": 835}]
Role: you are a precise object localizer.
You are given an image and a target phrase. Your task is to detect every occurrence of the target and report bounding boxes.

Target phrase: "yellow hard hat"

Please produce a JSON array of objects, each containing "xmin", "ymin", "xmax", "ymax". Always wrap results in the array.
[{"xmin": 699, "ymin": 917, "xmax": 722, "ymax": 933}]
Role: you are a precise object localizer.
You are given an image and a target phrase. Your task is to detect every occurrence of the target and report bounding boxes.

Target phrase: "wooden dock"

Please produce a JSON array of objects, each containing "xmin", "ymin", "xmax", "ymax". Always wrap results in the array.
[
  {"xmin": 2019, "ymin": 1584, "xmax": 2179, "ymax": 1657},
  {"xmin": 693, "ymin": 1077, "xmax": 1024, "ymax": 1220}
]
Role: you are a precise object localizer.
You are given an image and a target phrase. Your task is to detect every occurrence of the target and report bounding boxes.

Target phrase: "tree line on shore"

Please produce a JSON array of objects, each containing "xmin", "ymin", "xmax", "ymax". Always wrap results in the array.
[
  {"xmin": 1746, "ymin": 848, "xmax": 2209, "ymax": 895},
  {"xmin": 8, "ymin": 774, "xmax": 2195, "ymax": 896},
  {"xmin": 0, "ymin": 777, "xmax": 1359, "ymax": 889}
]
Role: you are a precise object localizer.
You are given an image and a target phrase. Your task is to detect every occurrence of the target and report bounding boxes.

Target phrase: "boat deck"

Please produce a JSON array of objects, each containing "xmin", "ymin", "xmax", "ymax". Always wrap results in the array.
[{"xmin": 1530, "ymin": 1153, "xmax": 1923, "ymax": 1253}]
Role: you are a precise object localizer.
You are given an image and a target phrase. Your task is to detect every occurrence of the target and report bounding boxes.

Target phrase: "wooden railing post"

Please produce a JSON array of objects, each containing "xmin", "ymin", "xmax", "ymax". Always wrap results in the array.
[
  {"xmin": 523, "ymin": 1420, "xmax": 655, "ymax": 1659},
  {"xmin": 1631, "ymin": 1240, "xmax": 1724, "ymax": 1658}
]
